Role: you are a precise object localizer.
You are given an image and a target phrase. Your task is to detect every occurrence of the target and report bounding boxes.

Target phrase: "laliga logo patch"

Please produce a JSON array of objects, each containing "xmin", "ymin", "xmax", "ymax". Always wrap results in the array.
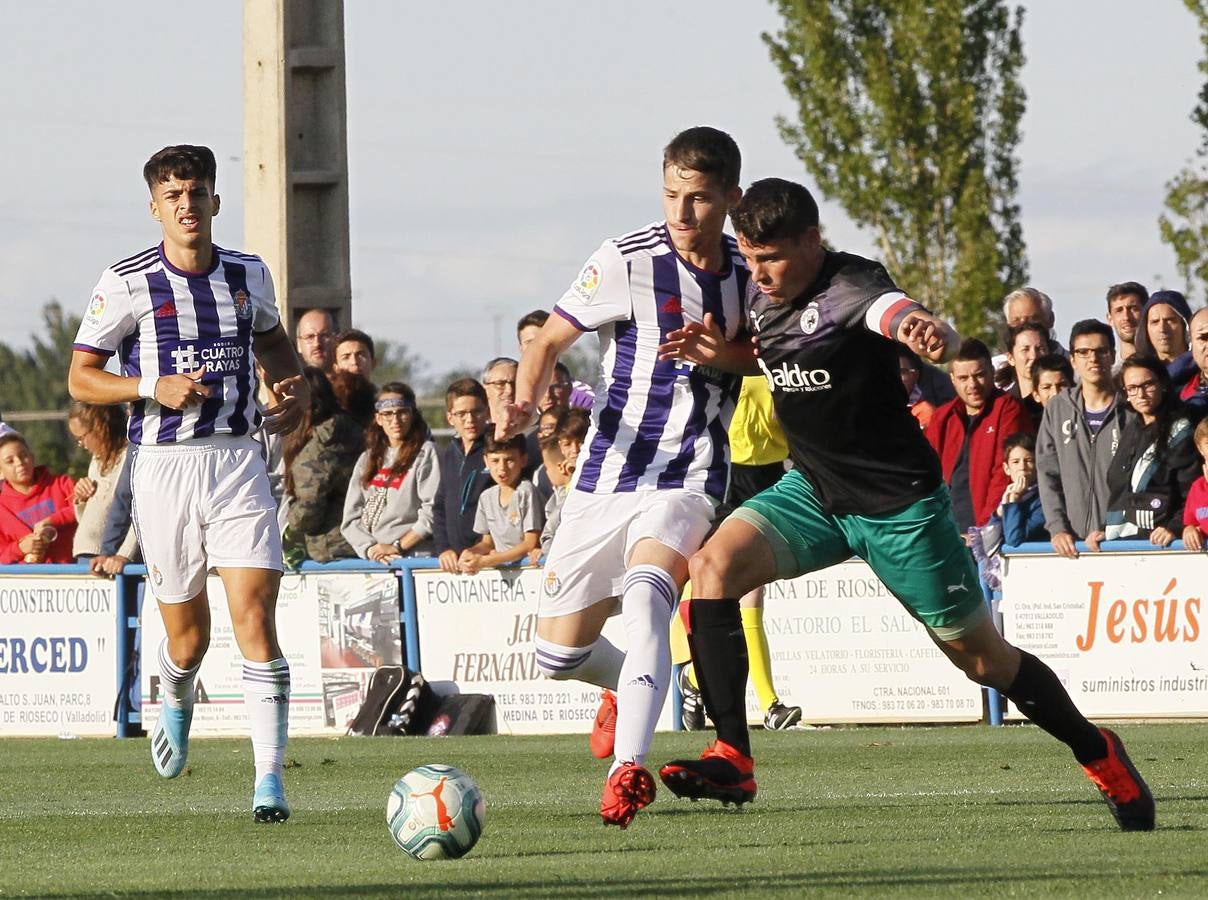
[
  {"xmin": 232, "ymin": 289, "xmax": 252, "ymax": 319},
  {"xmin": 86, "ymin": 291, "xmax": 106, "ymax": 323},
  {"xmin": 572, "ymin": 260, "xmax": 602, "ymax": 303},
  {"xmin": 800, "ymin": 303, "xmax": 820, "ymax": 335},
  {"xmin": 543, "ymin": 570, "xmax": 562, "ymax": 597}
]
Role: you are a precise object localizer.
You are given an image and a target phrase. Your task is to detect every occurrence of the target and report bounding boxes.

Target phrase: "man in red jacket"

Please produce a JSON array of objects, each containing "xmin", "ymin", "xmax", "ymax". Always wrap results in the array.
[{"xmin": 926, "ymin": 338, "xmax": 1034, "ymax": 535}]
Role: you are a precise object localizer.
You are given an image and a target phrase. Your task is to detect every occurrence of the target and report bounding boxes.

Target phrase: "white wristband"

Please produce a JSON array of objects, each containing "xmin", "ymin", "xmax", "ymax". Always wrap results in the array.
[{"xmin": 137, "ymin": 375, "xmax": 159, "ymax": 401}]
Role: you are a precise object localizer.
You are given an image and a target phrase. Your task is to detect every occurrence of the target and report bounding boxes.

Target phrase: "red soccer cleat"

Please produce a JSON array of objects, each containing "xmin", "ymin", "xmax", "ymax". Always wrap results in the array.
[
  {"xmin": 589, "ymin": 689, "xmax": 617, "ymax": 759},
  {"xmin": 1080, "ymin": 728, "xmax": 1155, "ymax": 831},
  {"xmin": 659, "ymin": 739, "xmax": 757, "ymax": 806},
  {"xmin": 600, "ymin": 762, "xmax": 656, "ymax": 828}
]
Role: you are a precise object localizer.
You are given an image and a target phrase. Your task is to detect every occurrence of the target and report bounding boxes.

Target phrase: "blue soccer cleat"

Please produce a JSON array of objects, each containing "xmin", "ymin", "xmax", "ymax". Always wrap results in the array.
[
  {"xmin": 253, "ymin": 772, "xmax": 291, "ymax": 823},
  {"xmin": 150, "ymin": 699, "xmax": 194, "ymax": 779}
]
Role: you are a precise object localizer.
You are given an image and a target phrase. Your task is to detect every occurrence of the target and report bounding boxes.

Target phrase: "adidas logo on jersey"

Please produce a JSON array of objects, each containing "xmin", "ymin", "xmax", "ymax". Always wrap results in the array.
[
  {"xmin": 627, "ymin": 673, "xmax": 656, "ymax": 689},
  {"xmin": 756, "ymin": 358, "xmax": 832, "ymax": 393},
  {"xmin": 155, "ymin": 301, "xmax": 178, "ymax": 319},
  {"xmin": 660, "ymin": 296, "xmax": 682, "ymax": 315}
]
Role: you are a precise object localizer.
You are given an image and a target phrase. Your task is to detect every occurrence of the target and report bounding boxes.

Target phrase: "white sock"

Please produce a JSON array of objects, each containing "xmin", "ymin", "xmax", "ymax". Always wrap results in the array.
[
  {"xmin": 158, "ymin": 639, "xmax": 199, "ymax": 709},
  {"xmin": 242, "ymin": 658, "xmax": 290, "ymax": 783},
  {"xmin": 534, "ymin": 634, "xmax": 625, "ymax": 690},
  {"xmin": 611, "ymin": 565, "xmax": 676, "ymax": 769}
]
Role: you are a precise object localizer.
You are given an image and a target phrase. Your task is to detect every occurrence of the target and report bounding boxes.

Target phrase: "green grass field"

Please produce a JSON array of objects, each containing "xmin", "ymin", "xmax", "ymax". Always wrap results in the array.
[{"xmin": 1, "ymin": 724, "xmax": 1205, "ymax": 898}]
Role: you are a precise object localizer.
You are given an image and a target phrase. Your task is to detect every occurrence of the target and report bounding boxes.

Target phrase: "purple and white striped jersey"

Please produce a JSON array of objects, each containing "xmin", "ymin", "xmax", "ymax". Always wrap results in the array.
[
  {"xmin": 554, "ymin": 222, "xmax": 749, "ymax": 502},
  {"xmin": 73, "ymin": 243, "xmax": 280, "ymax": 445}
]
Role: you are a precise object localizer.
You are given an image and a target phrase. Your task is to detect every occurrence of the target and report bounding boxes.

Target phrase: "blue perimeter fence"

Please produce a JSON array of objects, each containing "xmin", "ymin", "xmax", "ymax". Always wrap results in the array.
[{"xmin": 0, "ymin": 540, "xmax": 1190, "ymax": 737}]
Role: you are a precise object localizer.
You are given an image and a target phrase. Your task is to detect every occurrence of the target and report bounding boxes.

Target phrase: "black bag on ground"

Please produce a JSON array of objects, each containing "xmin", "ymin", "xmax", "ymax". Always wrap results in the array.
[
  {"xmin": 347, "ymin": 666, "xmax": 438, "ymax": 736},
  {"xmin": 426, "ymin": 694, "xmax": 497, "ymax": 736}
]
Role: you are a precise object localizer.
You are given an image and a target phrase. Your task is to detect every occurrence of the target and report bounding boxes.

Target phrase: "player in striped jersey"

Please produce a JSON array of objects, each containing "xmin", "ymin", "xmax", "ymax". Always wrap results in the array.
[
  {"xmin": 496, "ymin": 127, "xmax": 757, "ymax": 828},
  {"xmin": 68, "ymin": 145, "xmax": 308, "ymax": 823}
]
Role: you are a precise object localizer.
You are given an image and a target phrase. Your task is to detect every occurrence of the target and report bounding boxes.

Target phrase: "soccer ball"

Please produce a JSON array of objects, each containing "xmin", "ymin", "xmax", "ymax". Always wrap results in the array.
[{"xmin": 386, "ymin": 764, "xmax": 485, "ymax": 860}]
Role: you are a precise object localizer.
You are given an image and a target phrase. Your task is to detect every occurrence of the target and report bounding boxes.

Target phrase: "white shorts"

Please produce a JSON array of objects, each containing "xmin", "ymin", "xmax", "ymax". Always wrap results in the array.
[
  {"xmin": 538, "ymin": 488, "xmax": 716, "ymax": 617},
  {"xmin": 131, "ymin": 435, "xmax": 283, "ymax": 603}
]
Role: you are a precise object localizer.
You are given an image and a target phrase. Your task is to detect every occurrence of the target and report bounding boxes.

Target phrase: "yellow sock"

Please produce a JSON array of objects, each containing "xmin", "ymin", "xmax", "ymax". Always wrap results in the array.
[{"xmin": 742, "ymin": 605, "xmax": 778, "ymax": 711}]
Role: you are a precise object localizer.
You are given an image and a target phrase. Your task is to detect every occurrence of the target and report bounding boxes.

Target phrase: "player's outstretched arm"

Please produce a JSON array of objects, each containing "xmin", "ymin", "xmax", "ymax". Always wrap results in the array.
[
  {"xmin": 498, "ymin": 314, "xmax": 581, "ymax": 440},
  {"xmin": 69, "ymin": 349, "xmax": 211, "ymax": 409},
  {"xmin": 896, "ymin": 311, "xmax": 959, "ymax": 364},
  {"xmin": 253, "ymin": 324, "xmax": 309, "ymax": 435},
  {"xmin": 659, "ymin": 313, "xmax": 758, "ymax": 374}
]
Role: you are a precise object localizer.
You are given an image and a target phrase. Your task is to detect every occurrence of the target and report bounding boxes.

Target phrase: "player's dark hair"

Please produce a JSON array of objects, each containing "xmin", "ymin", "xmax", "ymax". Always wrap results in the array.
[
  {"xmin": 730, "ymin": 178, "xmax": 820, "ymax": 243},
  {"xmin": 517, "ymin": 310, "xmax": 549, "ymax": 335},
  {"xmin": 142, "ymin": 144, "xmax": 217, "ymax": 191},
  {"xmin": 1030, "ymin": 353, "xmax": 1074, "ymax": 388},
  {"xmin": 1069, "ymin": 318, "xmax": 1115, "ymax": 352},
  {"xmin": 955, "ymin": 338, "xmax": 993, "ymax": 366},
  {"xmin": 334, "ymin": 328, "xmax": 375, "ymax": 361},
  {"xmin": 363, "ymin": 382, "xmax": 430, "ymax": 488},
  {"xmin": 484, "ymin": 433, "xmax": 527, "ymax": 455},
  {"xmin": 282, "ymin": 367, "xmax": 340, "ymax": 495},
  {"xmin": 1119, "ymin": 355, "xmax": 1182, "ymax": 466},
  {"xmin": 1003, "ymin": 431, "xmax": 1035, "ymax": 461},
  {"xmin": 67, "ymin": 401, "xmax": 127, "ymax": 474},
  {"xmin": 555, "ymin": 407, "xmax": 591, "ymax": 444},
  {"xmin": 663, "ymin": 127, "xmax": 741, "ymax": 191},
  {"xmin": 445, "ymin": 377, "xmax": 488, "ymax": 411},
  {"xmin": 1106, "ymin": 281, "xmax": 1148, "ymax": 309}
]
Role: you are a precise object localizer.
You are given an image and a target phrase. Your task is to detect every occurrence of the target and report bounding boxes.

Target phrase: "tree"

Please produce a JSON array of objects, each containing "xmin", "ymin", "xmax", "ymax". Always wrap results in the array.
[
  {"xmin": 0, "ymin": 301, "xmax": 86, "ymax": 476},
  {"xmin": 372, "ymin": 338, "xmax": 424, "ymax": 388},
  {"xmin": 764, "ymin": 0, "xmax": 1028, "ymax": 341},
  {"xmin": 1159, "ymin": 0, "xmax": 1208, "ymax": 305}
]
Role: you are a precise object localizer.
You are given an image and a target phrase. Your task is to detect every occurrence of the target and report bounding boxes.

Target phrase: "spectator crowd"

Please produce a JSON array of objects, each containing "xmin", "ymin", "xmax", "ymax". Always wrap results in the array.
[{"xmin": 3, "ymin": 283, "xmax": 1208, "ymax": 576}]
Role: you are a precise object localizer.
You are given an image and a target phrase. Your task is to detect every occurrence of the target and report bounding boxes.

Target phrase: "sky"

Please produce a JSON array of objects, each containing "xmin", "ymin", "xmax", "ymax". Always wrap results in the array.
[{"xmin": 0, "ymin": 1, "xmax": 1201, "ymax": 383}]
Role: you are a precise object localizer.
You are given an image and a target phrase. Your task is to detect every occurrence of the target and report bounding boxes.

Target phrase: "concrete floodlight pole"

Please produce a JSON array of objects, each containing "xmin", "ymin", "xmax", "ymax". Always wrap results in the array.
[{"xmin": 243, "ymin": 0, "xmax": 352, "ymax": 334}]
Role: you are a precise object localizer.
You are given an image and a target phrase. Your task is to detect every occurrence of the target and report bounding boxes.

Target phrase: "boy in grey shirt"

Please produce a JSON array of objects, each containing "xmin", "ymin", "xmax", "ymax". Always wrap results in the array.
[{"xmin": 459, "ymin": 434, "xmax": 543, "ymax": 573}]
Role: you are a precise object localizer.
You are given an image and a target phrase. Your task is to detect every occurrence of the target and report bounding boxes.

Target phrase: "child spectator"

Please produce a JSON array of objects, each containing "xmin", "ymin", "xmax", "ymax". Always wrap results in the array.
[
  {"xmin": 555, "ymin": 406, "xmax": 590, "ymax": 470},
  {"xmin": 284, "ymin": 367, "xmax": 363, "ymax": 562},
  {"xmin": 67, "ymin": 401, "xmax": 137, "ymax": 564},
  {"xmin": 0, "ymin": 432, "xmax": 77, "ymax": 564},
  {"xmin": 530, "ymin": 404, "xmax": 568, "ymax": 505},
  {"xmin": 433, "ymin": 378, "xmax": 493, "ymax": 573},
  {"xmin": 459, "ymin": 434, "xmax": 542, "ymax": 574},
  {"xmin": 998, "ymin": 432, "xmax": 1046, "ymax": 545},
  {"xmin": 1182, "ymin": 418, "xmax": 1208, "ymax": 550},
  {"xmin": 529, "ymin": 436, "xmax": 574, "ymax": 565},
  {"xmin": 1030, "ymin": 354, "xmax": 1074, "ymax": 410},
  {"xmin": 342, "ymin": 382, "xmax": 439, "ymax": 563}
]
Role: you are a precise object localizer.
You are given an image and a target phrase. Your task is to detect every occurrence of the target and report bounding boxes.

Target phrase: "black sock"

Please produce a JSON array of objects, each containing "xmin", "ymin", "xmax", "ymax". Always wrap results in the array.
[
  {"xmin": 688, "ymin": 598, "xmax": 750, "ymax": 757},
  {"xmin": 1002, "ymin": 651, "xmax": 1108, "ymax": 765}
]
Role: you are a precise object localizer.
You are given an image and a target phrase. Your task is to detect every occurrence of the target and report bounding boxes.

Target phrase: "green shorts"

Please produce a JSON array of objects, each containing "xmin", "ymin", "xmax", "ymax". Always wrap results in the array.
[{"xmin": 732, "ymin": 469, "xmax": 987, "ymax": 640}]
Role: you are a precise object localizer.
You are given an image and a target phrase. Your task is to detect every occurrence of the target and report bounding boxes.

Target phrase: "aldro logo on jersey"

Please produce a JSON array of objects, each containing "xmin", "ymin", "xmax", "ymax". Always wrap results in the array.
[{"xmin": 757, "ymin": 357, "xmax": 832, "ymax": 393}]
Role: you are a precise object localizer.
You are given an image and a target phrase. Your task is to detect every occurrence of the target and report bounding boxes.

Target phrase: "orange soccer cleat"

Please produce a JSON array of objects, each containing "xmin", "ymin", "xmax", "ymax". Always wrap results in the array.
[
  {"xmin": 1080, "ymin": 728, "xmax": 1155, "ymax": 831},
  {"xmin": 659, "ymin": 739, "xmax": 757, "ymax": 807},
  {"xmin": 600, "ymin": 762, "xmax": 656, "ymax": 828},
  {"xmin": 589, "ymin": 689, "xmax": 617, "ymax": 759}
]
